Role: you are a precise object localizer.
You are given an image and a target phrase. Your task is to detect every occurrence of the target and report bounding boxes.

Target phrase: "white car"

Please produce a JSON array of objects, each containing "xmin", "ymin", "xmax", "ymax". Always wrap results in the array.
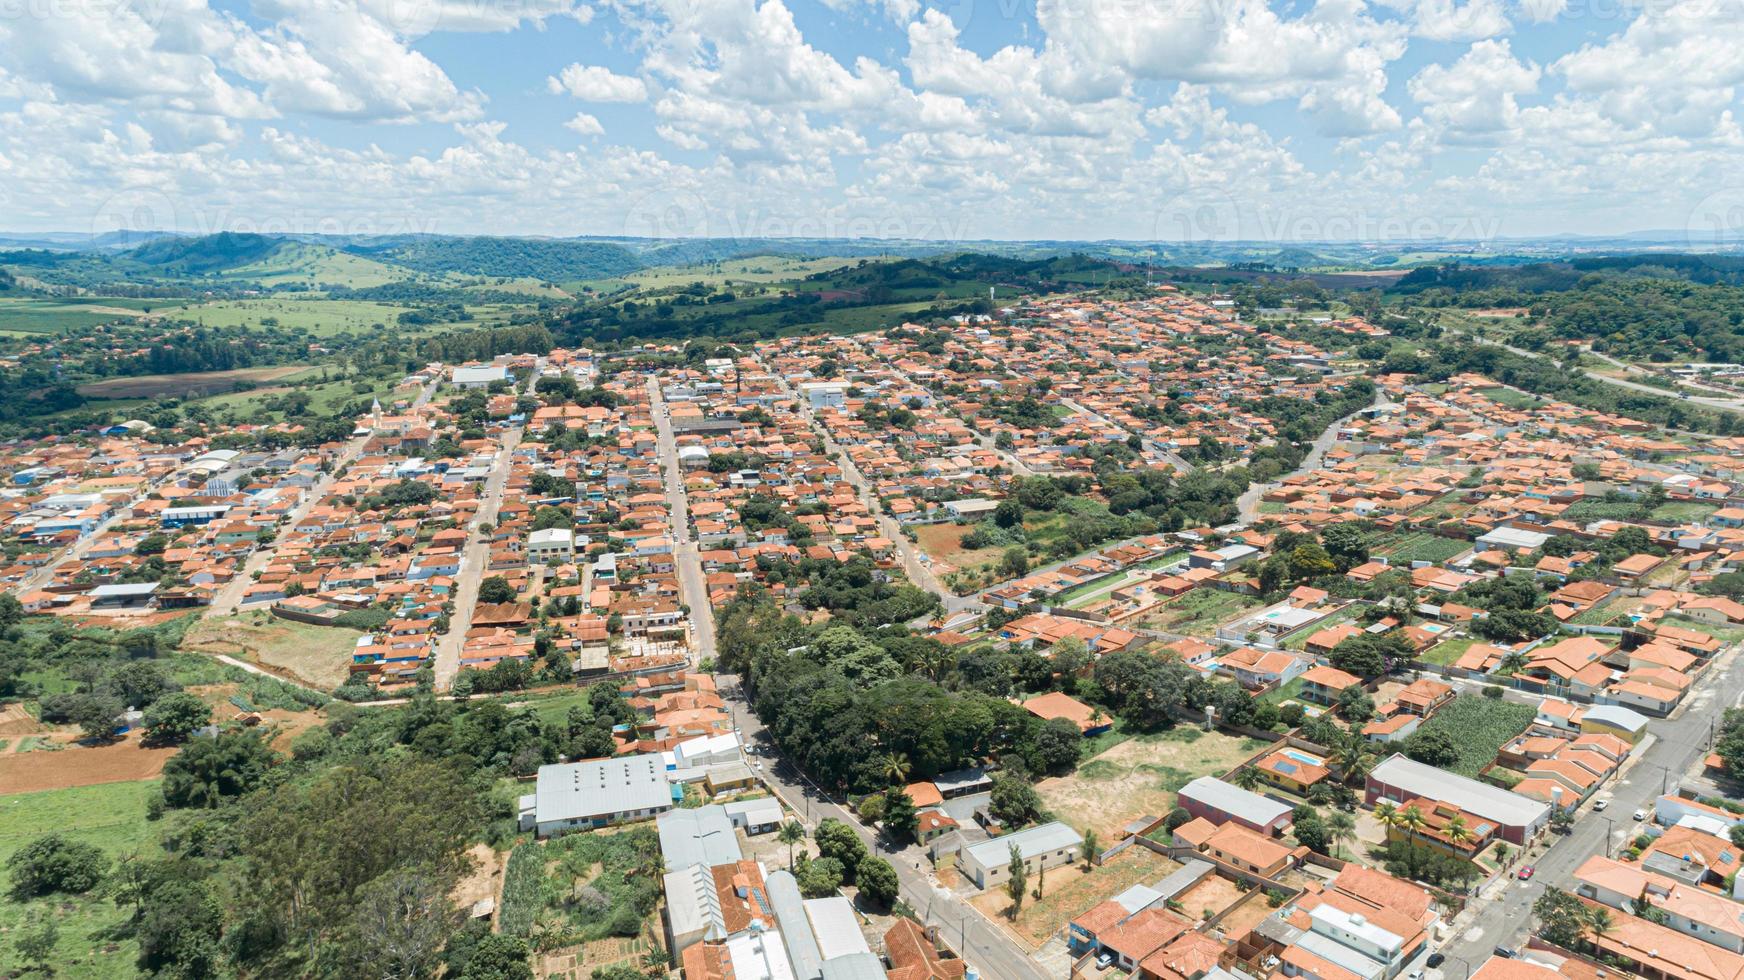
[
  {"xmin": 1633, "ymin": 809, "xmax": 1648, "ymax": 821},
  {"xmin": 1593, "ymin": 799, "xmax": 1608, "ymax": 811}
]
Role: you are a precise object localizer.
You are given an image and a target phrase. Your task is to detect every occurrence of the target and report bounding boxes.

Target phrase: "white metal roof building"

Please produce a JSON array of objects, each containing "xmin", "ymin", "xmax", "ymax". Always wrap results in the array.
[
  {"xmin": 960, "ymin": 820, "xmax": 1083, "ymax": 889},
  {"xmin": 523, "ymin": 753, "xmax": 676, "ymax": 837},
  {"xmin": 1366, "ymin": 754, "xmax": 1549, "ymax": 844},
  {"xmin": 658, "ymin": 805, "xmax": 742, "ymax": 872},
  {"xmin": 1177, "ymin": 776, "xmax": 1295, "ymax": 833},
  {"xmin": 452, "ymin": 365, "xmax": 510, "ymax": 387},
  {"xmin": 803, "ymin": 896, "xmax": 870, "ymax": 961}
]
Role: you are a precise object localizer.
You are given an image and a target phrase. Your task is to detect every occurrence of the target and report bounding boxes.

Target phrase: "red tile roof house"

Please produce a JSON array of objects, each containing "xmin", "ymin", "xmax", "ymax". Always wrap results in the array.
[
  {"xmin": 1019, "ymin": 691, "xmax": 1114, "ymax": 735},
  {"xmin": 1299, "ymin": 665, "xmax": 1363, "ymax": 706}
]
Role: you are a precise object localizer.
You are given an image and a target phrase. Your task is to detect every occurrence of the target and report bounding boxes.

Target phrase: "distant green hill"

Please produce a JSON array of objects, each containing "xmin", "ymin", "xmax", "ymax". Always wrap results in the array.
[
  {"xmin": 126, "ymin": 232, "xmax": 282, "ymax": 273},
  {"xmin": 353, "ymin": 237, "xmax": 644, "ymax": 282}
]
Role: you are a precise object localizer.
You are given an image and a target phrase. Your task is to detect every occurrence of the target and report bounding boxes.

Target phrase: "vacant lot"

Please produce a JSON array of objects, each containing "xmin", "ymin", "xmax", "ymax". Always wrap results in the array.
[
  {"xmin": 0, "ymin": 732, "xmax": 175, "ymax": 794},
  {"xmin": 0, "ymin": 781, "xmax": 160, "ymax": 978},
  {"xmin": 914, "ymin": 523, "xmax": 1002, "ymax": 578},
  {"xmin": 77, "ymin": 365, "xmax": 309, "ymax": 399},
  {"xmin": 171, "ymin": 297, "xmax": 415, "ymax": 334},
  {"xmin": 1037, "ymin": 727, "xmax": 1269, "ymax": 842},
  {"xmin": 186, "ymin": 614, "xmax": 364, "ymax": 689},
  {"xmin": 1140, "ymin": 589, "xmax": 1260, "ymax": 634},
  {"xmin": 970, "ymin": 845, "xmax": 1180, "ymax": 947}
]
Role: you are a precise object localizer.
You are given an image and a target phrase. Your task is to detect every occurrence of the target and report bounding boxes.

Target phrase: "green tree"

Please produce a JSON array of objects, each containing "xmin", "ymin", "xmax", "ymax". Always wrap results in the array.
[
  {"xmin": 1081, "ymin": 828, "xmax": 1099, "ymax": 869},
  {"xmin": 856, "ymin": 856, "xmax": 900, "ymax": 909},
  {"xmin": 1005, "ymin": 844, "xmax": 1028, "ymax": 919},
  {"xmin": 779, "ymin": 821, "xmax": 806, "ymax": 870},
  {"xmin": 71, "ymin": 693, "xmax": 124, "ymax": 742},
  {"xmin": 8, "ymin": 834, "xmax": 108, "ymax": 898},
  {"xmin": 798, "ymin": 856, "xmax": 845, "ymax": 897},
  {"xmin": 813, "ymin": 819, "xmax": 867, "ymax": 876},
  {"xmin": 883, "ymin": 789, "xmax": 919, "ymax": 844},
  {"xmin": 460, "ymin": 934, "xmax": 534, "ymax": 980},
  {"xmin": 477, "ymin": 576, "xmax": 517, "ymax": 605},
  {"xmin": 142, "ymin": 691, "xmax": 212, "ymax": 745},
  {"xmin": 161, "ymin": 731, "xmax": 276, "ymax": 808}
]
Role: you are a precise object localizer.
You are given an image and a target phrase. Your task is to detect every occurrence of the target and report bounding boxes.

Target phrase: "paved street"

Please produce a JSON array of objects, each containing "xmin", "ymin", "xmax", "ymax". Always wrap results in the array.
[
  {"xmin": 718, "ymin": 672, "xmax": 1053, "ymax": 980},
  {"xmin": 647, "ymin": 375, "xmax": 717, "ymax": 664},
  {"xmin": 1235, "ymin": 391, "xmax": 1389, "ymax": 524},
  {"xmin": 1440, "ymin": 324, "xmax": 1744, "ymax": 416},
  {"xmin": 433, "ymin": 363, "xmax": 537, "ymax": 690},
  {"xmin": 759, "ymin": 356, "xmax": 985, "ymax": 618},
  {"xmin": 1433, "ymin": 643, "xmax": 1744, "ymax": 975}
]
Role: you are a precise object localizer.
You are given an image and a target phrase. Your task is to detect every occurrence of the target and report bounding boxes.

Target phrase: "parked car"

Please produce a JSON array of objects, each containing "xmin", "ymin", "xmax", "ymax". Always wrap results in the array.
[
  {"xmin": 1427, "ymin": 954, "xmax": 1446, "ymax": 969},
  {"xmin": 1494, "ymin": 947, "xmax": 1519, "ymax": 959},
  {"xmin": 1097, "ymin": 952, "xmax": 1115, "ymax": 969},
  {"xmin": 1634, "ymin": 809, "xmax": 1649, "ymax": 821},
  {"xmin": 1517, "ymin": 866, "xmax": 1535, "ymax": 880},
  {"xmin": 1593, "ymin": 799, "xmax": 1608, "ymax": 811}
]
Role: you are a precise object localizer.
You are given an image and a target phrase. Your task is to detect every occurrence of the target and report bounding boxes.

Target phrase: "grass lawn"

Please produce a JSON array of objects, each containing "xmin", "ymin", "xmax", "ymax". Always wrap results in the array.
[
  {"xmin": 1660, "ymin": 614, "xmax": 1744, "ymax": 644},
  {"xmin": 0, "ymin": 781, "xmax": 161, "ymax": 978},
  {"xmin": 1413, "ymin": 696, "xmax": 1534, "ymax": 777},
  {"xmin": 1260, "ymin": 677, "xmax": 1307, "ymax": 706},
  {"xmin": 1649, "ymin": 501, "xmax": 1719, "ymax": 523},
  {"xmin": 1477, "ymin": 387, "xmax": 1542, "ymax": 409},
  {"xmin": 1420, "ymin": 634, "xmax": 1478, "ymax": 666},
  {"xmin": 185, "ymin": 614, "xmax": 364, "ymax": 689}
]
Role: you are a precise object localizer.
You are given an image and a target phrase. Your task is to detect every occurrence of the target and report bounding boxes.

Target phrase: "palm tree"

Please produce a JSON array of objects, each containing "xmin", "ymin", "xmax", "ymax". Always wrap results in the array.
[
  {"xmin": 779, "ymin": 820, "xmax": 805, "ymax": 870},
  {"xmin": 1397, "ymin": 804, "xmax": 1426, "ymax": 847},
  {"xmin": 1234, "ymin": 765, "xmax": 1265, "ymax": 791},
  {"xmin": 1500, "ymin": 650, "xmax": 1529, "ymax": 675},
  {"xmin": 881, "ymin": 753, "xmax": 912, "ymax": 786},
  {"xmin": 1444, "ymin": 816, "xmax": 1472, "ymax": 853},
  {"xmin": 1374, "ymin": 801, "xmax": 1398, "ymax": 832},
  {"xmin": 1327, "ymin": 811, "xmax": 1357, "ymax": 860},
  {"xmin": 1583, "ymin": 907, "xmax": 1614, "ymax": 954}
]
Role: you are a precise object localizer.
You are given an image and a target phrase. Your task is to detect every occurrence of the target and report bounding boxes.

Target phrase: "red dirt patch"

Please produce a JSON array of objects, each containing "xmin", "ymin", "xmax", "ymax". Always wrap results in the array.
[{"xmin": 0, "ymin": 733, "xmax": 175, "ymax": 794}]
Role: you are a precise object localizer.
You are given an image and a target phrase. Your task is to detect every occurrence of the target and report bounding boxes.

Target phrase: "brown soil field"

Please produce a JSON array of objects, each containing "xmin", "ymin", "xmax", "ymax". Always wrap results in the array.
[
  {"xmin": 76, "ymin": 365, "xmax": 307, "ymax": 399},
  {"xmin": 0, "ymin": 734, "xmax": 175, "ymax": 794},
  {"xmin": 0, "ymin": 704, "xmax": 43, "ymax": 737}
]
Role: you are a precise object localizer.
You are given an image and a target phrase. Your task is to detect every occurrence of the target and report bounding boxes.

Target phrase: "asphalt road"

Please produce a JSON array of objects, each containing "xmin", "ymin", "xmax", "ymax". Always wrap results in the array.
[
  {"xmin": 433, "ymin": 363, "xmax": 538, "ymax": 690},
  {"xmin": 718, "ymin": 672, "xmax": 1053, "ymax": 980},
  {"xmin": 1433, "ymin": 642, "xmax": 1744, "ymax": 974},
  {"xmin": 1235, "ymin": 392, "xmax": 1389, "ymax": 524},
  {"xmin": 647, "ymin": 375, "xmax": 718, "ymax": 664},
  {"xmin": 759, "ymin": 356, "xmax": 985, "ymax": 617}
]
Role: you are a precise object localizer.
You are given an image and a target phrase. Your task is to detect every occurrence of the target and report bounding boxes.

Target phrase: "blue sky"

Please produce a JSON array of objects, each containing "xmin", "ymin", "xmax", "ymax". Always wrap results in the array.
[{"xmin": 2, "ymin": 0, "xmax": 1742, "ymax": 241}]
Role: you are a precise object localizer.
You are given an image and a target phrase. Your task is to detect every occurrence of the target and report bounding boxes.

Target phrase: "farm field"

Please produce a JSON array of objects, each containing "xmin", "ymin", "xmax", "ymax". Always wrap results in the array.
[
  {"xmin": 0, "ymin": 780, "xmax": 161, "ymax": 978},
  {"xmin": 76, "ymin": 365, "xmax": 312, "ymax": 399},
  {"xmin": 0, "ymin": 296, "xmax": 157, "ymax": 334},
  {"xmin": 166, "ymin": 297, "xmax": 414, "ymax": 335},
  {"xmin": 1412, "ymin": 695, "xmax": 1535, "ymax": 777},
  {"xmin": 969, "ymin": 845, "xmax": 1180, "ymax": 948},
  {"xmin": 185, "ymin": 614, "xmax": 364, "ymax": 689},
  {"xmin": 0, "ymin": 732, "xmax": 175, "ymax": 794},
  {"xmin": 596, "ymin": 255, "xmax": 862, "ymax": 291},
  {"xmin": 1035, "ymin": 727, "xmax": 1268, "ymax": 842},
  {"xmin": 1374, "ymin": 531, "xmax": 1471, "ymax": 565}
]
